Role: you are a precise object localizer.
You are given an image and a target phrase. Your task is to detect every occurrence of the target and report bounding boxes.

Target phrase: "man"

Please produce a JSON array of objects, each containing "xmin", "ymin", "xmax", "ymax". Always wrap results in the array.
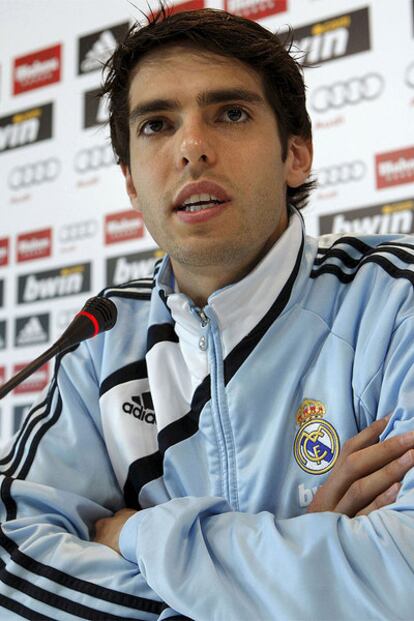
[{"xmin": 1, "ymin": 8, "xmax": 414, "ymax": 620}]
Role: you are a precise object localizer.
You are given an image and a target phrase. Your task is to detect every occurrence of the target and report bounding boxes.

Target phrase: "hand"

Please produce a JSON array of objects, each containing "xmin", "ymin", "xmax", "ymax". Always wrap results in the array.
[
  {"xmin": 93, "ymin": 508, "xmax": 137, "ymax": 553},
  {"xmin": 307, "ymin": 417, "xmax": 414, "ymax": 517}
]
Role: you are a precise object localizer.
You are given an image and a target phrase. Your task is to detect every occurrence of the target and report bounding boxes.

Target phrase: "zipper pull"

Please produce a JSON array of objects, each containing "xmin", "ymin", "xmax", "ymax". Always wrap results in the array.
[{"xmin": 197, "ymin": 308, "xmax": 210, "ymax": 327}]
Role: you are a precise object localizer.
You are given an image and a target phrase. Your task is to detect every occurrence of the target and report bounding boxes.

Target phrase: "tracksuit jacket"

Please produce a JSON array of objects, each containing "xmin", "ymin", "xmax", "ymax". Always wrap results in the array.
[{"xmin": 1, "ymin": 208, "xmax": 414, "ymax": 620}]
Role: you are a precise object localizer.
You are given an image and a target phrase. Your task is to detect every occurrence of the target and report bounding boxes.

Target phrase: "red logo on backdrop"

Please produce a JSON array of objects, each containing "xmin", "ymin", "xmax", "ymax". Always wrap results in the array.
[
  {"xmin": 13, "ymin": 44, "xmax": 61, "ymax": 95},
  {"xmin": 171, "ymin": 0, "xmax": 204, "ymax": 13},
  {"xmin": 0, "ymin": 238, "xmax": 9, "ymax": 267},
  {"xmin": 376, "ymin": 146, "xmax": 414, "ymax": 189},
  {"xmin": 17, "ymin": 228, "xmax": 52, "ymax": 263},
  {"xmin": 104, "ymin": 210, "xmax": 144, "ymax": 245},
  {"xmin": 13, "ymin": 363, "xmax": 49, "ymax": 394},
  {"xmin": 0, "ymin": 366, "xmax": 5, "ymax": 387},
  {"xmin": 224, "ymin": 0, "xmax": 286, "ymax": 20}
]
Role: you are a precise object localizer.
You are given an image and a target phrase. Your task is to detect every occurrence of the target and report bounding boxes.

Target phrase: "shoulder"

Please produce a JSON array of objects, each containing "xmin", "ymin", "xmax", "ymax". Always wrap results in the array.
[{"xmin": 310, "ymin": 233, "xmax": 414, "ymax": 287}]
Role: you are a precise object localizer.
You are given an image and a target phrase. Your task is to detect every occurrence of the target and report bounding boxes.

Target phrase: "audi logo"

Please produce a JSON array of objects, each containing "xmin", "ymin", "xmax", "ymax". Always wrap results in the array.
[
  {"xmin": 8, "ymin": 158, "xmax": 61, "ymax": 191},
  {"xmin": 317, "ymin": 161, "xmax": 366, "ymax": 187},
  {"xmin": 405, "ymin": 62, "xmax": 414, "ymax": 88},
  {"xmin": 311, "ymin": 73, "xmax": 385, "ymax": 113},
  {"xmin": 74, "ymin": 144, "xmax": 116, "ymax": 173},
  {"xmin": 59, "ymin": 219, "xmax": 98, "ymax": 243}
]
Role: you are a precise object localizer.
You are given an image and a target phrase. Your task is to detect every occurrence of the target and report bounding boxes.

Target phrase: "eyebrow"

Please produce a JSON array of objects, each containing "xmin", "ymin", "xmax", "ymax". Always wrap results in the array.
[{"xmin": 128, "ymin": 88, "xmax": 265, "ymax": 125}]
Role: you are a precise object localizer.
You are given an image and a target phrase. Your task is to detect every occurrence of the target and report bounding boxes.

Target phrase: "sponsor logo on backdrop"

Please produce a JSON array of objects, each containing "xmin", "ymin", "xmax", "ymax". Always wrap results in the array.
[
  {"xmin": 59, "ymin": 219, "xmax": 98, "ymax": 244},
  {"xmin": 292, "ymin": 8, "xmax": 370, "ymax": 65},
  {"xmin": 74, "ymin": 143, "xmax": 116, "ymax": 173},
  {"xmin": 8, "ymin": 157, "xmax": 60, "ymax": 191},
  {"xmin": 13, "ymin": 404, "xmax": 31, "ymax": 434},
  {"xmin": 311, "ymin": 73, "xmax": 384, "ymax": 113},
  {"xmin": 17, "ymin": 263, "xmax": 91, "ymax": 304},
  {"xmin": 106, "ymin": 249, "xmax": 161, "ymax": 286},
  {"xmin": 376, "ymin": 147, "xmax": 414, "ymax": 189},
  {"xmin": 319, "ymin": 198, "xmax": 414, "ymax": 235},
  {"xmin": 0, "ymin": 103, "xmax": 53, "ymax": 154},
  {"xmin": 78, "ymin": 22, "xmax": 129, "ymax": 75},
  {"xmin": 224, "ymin": 0, "xmax": 286, "ymax": 20},
  {"xmin": 13, "ymin": 362, "xmax": 49, "ymax": 394},
  {"xmin": 0, "ymin": 280, "xmax": 4, "ymax": 307},
  {"xmin": 17, "ymin": 228, "xmax": 52, "ymax": 263},
  {"xmin": 83, "ymin": 88, "xmax": 108, "ymax": 128},
  {"xmin": 15, "ymin": 313, "xmax": 49, "ymax": 347},
  {"xmin": 317, "ymin": 161, "xmax": 366, "ymax": 188},
  {"xmin": 0, "ymin": 321, "xmax": 6, "ymax": 350},
  {"xmin": 0, "ymin": 366, "xmax": 5, "ymax": 386},
  {"xmin": 171, "ymin": 0, "xmax": 204, "ymax": 13},
  {"xmin": 0, "ymin": 239, "xmax": 9, "ymax": 267},
  {"xmin": 13, "ymin": 44, "xmax": 61, "ymax": 95},
  {"xmin": 104, "ymin": 210, "xmax": 144, "ymax": 244}
]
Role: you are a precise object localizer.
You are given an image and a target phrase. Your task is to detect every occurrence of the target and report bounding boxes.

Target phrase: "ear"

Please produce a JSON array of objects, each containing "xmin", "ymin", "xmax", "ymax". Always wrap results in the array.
[
  {"xmin": 120, "ymin": 162, "xmax": 139, "ymax": 209},
  {"xmin": 285, "ymin": 136, "xmax": 313, "ymax": 188}
]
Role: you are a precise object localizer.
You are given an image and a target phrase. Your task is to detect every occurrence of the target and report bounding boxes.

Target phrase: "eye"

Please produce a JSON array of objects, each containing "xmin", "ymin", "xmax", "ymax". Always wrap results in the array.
[
  {"xmin": 139, "ymin": 118, "xmax": 169, "ymax": 136},
  {"xmin": 220, "ymin": 106, "xmax": 250, "ymax": 123}
]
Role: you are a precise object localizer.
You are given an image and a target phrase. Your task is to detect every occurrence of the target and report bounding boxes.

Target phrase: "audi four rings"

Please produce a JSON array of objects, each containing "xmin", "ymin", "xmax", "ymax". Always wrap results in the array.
[
  {"xmin": 74, "ymin": 144, "xmax": 116, "ymax": 173},
  {"xmin": 8, "ymin": 158, "xmax": 61, "ymax": 190},
  {"xmin": 59, "ymin": 220, "xmax": 99, "ymax": 243},
  {"xmin": 311, "ymin": 73, "xmax": 385, "ymax": 113},
  {"xmin": 317, "ymin": 161, "xmax": 366, "ymax": 187}
]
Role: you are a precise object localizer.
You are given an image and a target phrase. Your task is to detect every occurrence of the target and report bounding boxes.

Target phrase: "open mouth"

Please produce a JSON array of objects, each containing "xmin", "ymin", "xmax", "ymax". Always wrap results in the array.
[{"xmin": 176, "ymin": 199, "xmax": 226, "ymax": 213}]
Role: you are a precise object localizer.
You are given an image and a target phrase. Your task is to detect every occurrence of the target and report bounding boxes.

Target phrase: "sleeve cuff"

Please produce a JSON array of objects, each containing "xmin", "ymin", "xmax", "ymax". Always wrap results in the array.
[{"xmin": 119, "ymin": 509, "xmax": 149, "ymax": 563}]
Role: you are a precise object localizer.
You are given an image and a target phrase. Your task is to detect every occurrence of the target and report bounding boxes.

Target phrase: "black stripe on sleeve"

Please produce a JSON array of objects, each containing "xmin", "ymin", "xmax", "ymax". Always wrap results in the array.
[
  {"xmin": 0, "ymin": 478, "xmax": 16, "ymax": 522},
  {"xmin": 0, "ymin": 557, "xmax": 150, "ymax": 621},
  {"xmin": 313, "ymin": 247, "xmax": 360, "ymax": 268},
  {"xmin": 99, "ymin": 359, "xmax": 148, "ymax": 397},
  {"xmin": 0, "ymin": 525, "xmax": 163, "ymax": 615},
  {"xmin": 0, "ymin": 398, "xmax": 49, "ymax": 467},
  {"xmin": 0, "ymin": 593, "xmax": 56, "ymax": 621}
]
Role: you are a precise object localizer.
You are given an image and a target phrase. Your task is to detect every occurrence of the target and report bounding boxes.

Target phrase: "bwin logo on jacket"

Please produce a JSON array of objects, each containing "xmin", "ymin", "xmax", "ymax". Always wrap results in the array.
[{"xmin": 122, "ymin": 393, "xmax": 156, "ymax": 424}]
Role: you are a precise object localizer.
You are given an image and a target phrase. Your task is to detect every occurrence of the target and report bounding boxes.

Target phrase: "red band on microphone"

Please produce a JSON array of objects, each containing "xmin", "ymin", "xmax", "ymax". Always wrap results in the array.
[{"xmin": 77, "ymin": 311, "xmax": 99, "ymax": 337}]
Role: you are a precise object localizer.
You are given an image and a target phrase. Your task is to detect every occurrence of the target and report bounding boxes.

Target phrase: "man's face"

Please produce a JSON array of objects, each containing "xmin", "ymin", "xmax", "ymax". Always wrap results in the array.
[{"xmin": 123, "ymin": 45, "xmax": 311, "ymax": 277}]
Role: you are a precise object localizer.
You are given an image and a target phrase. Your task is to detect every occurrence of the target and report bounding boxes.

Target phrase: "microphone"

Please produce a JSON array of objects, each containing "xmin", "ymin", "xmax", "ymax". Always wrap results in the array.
[{"xmin": 0, "ymin": 297, "xmax": 117, "ymax": 400}]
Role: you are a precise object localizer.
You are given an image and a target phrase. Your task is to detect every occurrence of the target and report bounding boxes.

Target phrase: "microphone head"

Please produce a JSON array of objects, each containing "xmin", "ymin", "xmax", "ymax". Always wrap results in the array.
[
  {"xmin": 80, "ymin": 297, "xmax": 118, "ymax": 332},
  {"xmin": 57, "ymin": 296, "xmax": 118, "ymax": 354}
]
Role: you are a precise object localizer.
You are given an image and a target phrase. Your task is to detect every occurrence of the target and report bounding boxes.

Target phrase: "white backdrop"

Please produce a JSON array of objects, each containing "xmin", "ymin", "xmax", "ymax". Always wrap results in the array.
[{"xmin": 0, "ymin": 0, "xmax": 413, "ymax": 439}]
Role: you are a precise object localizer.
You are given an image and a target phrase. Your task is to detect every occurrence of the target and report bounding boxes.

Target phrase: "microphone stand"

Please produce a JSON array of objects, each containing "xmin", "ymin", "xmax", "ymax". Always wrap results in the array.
[{"xmin": 0, "ymin": 341, "xmax": 63, "ymax": 400}]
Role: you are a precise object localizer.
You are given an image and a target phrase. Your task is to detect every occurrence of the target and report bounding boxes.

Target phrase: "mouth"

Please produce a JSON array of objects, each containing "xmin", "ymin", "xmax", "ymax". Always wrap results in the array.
[{"xmin": 174, "ymin": 193, "xmax": 228, "ymax": 213}]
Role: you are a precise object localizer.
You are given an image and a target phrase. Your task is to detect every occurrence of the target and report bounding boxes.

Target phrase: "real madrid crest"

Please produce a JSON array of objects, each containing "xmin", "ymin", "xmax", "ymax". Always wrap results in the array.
[{"xmin": 294, "ymin": 399, "xmax": 340, "ymax": 475}]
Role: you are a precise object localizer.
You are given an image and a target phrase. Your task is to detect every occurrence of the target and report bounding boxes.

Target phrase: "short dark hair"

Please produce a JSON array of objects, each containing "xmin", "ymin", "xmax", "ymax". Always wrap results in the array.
[{"xmin": 101, "ymin": 7, "xmax": 315, "ymax": 210}]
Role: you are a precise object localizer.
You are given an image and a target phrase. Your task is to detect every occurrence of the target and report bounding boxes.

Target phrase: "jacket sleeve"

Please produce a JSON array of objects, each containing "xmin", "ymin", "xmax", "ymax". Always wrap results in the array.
[
  {"xmin": 0, "ymin": 341, "xmax": 164, "ymax": 621},
  {"xmin": 118, "ymin": 316, "xmax": 414, "ymax": 621}
]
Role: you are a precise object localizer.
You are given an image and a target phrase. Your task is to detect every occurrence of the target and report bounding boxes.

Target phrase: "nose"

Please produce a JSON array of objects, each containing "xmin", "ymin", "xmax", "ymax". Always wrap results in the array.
[{"xmin": 175, "ymin": 117, "xmax": 216, "ymax": 171}]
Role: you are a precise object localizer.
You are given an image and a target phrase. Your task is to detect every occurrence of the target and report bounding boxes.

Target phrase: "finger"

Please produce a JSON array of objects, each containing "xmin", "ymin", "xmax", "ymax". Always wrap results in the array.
[
  {"xmin": 335, "ymin": 449, "xmax": 414, "ymax": 515},
  {"xmin": 326, "ymin": 429, "xmax": 414, "ymax": 504},
  {"xmin": 356, "ymin": 482, "xmax": 402, "ymax": 517},
  {"xmin": 339, "ymin": 416, "xmax": 390, "ymax": 457}
]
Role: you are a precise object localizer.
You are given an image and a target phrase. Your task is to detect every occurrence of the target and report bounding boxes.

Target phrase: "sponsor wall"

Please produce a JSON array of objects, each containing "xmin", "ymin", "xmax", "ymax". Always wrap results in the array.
[{"xmin": 0, "ymin": 0, "xmax": 413, "ymax": 439}]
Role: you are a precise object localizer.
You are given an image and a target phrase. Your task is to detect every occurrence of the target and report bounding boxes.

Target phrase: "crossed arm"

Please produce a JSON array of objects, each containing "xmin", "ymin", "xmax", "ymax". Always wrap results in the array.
[{"xmin": 95, "ymin": 416, "xmax": 414, "ymax": 547}]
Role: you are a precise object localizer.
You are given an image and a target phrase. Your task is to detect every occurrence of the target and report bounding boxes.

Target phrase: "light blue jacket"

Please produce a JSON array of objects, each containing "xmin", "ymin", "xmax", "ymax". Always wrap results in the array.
[{"xmin": 1, "ymin": 210, "xmax": 414, "ymax": 620}]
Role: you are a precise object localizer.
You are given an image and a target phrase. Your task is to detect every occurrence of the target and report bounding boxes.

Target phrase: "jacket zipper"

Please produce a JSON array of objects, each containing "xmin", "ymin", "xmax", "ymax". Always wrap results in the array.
[{"xmin": 194, "ymin": 306, "xmax": 238, "ymax": 509}]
